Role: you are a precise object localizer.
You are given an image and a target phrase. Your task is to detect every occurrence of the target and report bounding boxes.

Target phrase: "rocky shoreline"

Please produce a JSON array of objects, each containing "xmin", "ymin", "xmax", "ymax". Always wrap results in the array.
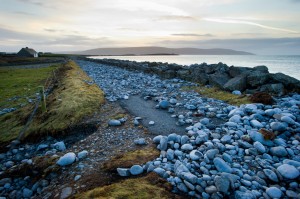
[
  {"xmin": 77, "ymin": 60, "xmax": 300, "ymax": 198},
  {"xmin": 83, "ymin": 57, "xmax": 300, "ymax": 96},
  {"xmin": 0, "ymin": 59, "xmax": 299, "ymax": 198}
]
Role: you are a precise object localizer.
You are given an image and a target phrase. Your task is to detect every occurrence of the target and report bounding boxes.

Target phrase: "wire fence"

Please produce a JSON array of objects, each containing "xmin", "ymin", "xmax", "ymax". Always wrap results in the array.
[{"xmin": 16, "ymin": 66, "xmax": 60, "ymax": 141}]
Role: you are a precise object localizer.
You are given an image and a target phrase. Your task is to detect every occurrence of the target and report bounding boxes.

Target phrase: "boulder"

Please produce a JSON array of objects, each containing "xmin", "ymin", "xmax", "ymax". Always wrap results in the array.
[
  {"xmin": 247, "ymin": 71, "xmax": 270, "ymax": 87},
  {"xmin": 260, "ymin": 83, "xmax": 284, "ymax": 96},
  {"xmin": 271, "ymin": 72, "xmax": 300, "ymax": 92},
  {"xmin": 224, "ymin": 74, "xmax": 247, "ymax": 91},
  {"xmin": 228, "ymin": 66, "xmax": 251, "ymax": 77},
  {"xmin": 57, "ymin": 152, "xmax": 76, "ymax": 166},
  {"xmin": 208, "ymin": 73, "xmax": 231, "ymax": 89},
  {"xmin": 177, "ymin": 69, "xmax": 190, "ymax": 80}
]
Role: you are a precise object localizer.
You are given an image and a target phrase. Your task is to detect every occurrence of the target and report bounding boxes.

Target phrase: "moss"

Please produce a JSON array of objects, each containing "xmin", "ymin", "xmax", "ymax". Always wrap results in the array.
[
  {"xmin": 102, "ymin": 146, "xmax": 159, "ymax": 171},
  {"xmin": 182, "ymin": 85, "xmax": 251, "ymax": 106},
  {"xmin": 76, "ymin": 173, "xmax": 182, "ymax": 199},
  {"xmin": 0, "ymin": 60, "xmax": 105, "ymax": 144},
  {"xmin": 111, "ymin": 113, "xmax": 126, "ymax": 120}
]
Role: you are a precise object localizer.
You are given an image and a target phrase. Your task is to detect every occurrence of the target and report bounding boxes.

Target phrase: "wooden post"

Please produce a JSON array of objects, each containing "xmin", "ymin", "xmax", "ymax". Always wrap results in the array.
[{"xmin": 39, "ymin": 86, "xmax": 47, "ymax": 112}]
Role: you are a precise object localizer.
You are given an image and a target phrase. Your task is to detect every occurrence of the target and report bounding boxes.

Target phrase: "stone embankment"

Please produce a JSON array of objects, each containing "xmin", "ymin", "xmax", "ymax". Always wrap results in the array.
[{"xmin": 84, "ymin": 57, "xmax": 300, "ymax": 96}]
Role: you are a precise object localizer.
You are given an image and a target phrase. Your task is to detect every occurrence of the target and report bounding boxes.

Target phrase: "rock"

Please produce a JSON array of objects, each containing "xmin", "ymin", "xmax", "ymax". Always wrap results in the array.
[
  {"xmin": 270, "ymin": 122, "xmax": 287, "ymax": 132},
  {"xmin": 74, "ymin": 175, "xmax": 81, "ymax": 181},
  {"xmin": 134, "ymin": 138, "xmax": 147, "ymax": 145},
  {"xmin": 205, "ymin": 185, "xmax": 218, "ymax": 194},
  {"xmin": 270, "ymin": 146, "xmax": 288, "ymax": 157},
  {"xmin": 263, "ymin": 169, "xmax": 278, "ymax": 182},
  {"xmin": 53, "ymin": 141, "xmax": 66, "ymax": 151},
  {"xmin": 260, "ymin": 83, "xmax": 284, "ymax": 96},
  {"xmin": 159, "ymin": 136, "xmax": 168, "ymax": 151},
  {"xmin": 224, "ymin": 75, "xmax": 247, "ymax": 91},
  {"xmin": 181, "ymin": 144, "xmax": 193, "ymax": 151},
  {"xmin": 253, "ymin": 141, "xmax": 266, "ymax": 153},
  {"xmin": 57, "ymin": 152, "xmax": 76, "ymax": 166},
  {"xmin": 23, "ymin": 188, "xmax": 33, "ymax": 198},
  {"xmin": 149, "ymin": 121, "xmax": 155, "ymax": 125},
  {"xmin": 108, "ymin": 119, "xmax": 122, "ymax": 126},
  {"xmin": 214, "ymin": 176, "xmax": 230, "ymax": 193},
  {"xmin": 78, "ymin": 150, "xmax": 88, "ymax": 159},
  {"xmin": 153, "ymin": 135, "xmax": 162, "ymax": 143},
  {"xmin": 271, "ymin": 72, "xmax": 300, "ymax": 91},
  {"xmin": 200, "ymin": 118, "xmax": 210, "ymax": 125},
  {"xmin": 60, "ymin": 187, "xmax": 72, "ymax": 199},
  {"xmin": 117, "ymin": 168, "xmax": 130, "ymax": 176},
  {"xmin": 130, "ymin": 165, "xmax": 143, "ymax": 175},
  {"xmin": 277, "ymin": 164, "xmax": 300, "ymax": 179},
  {"xmin": 281, "ymin": 116, "xmax": 295, "ymax": 124},
  {"xmin": 189, "ymin": 150, "xmax": 202, "ymax": 161},
  {"xmin": 159, "ymin": 100, "xmax": 169, "ymax": 109},
  {"xmin": 229, "ymin": 115, "xmax": 242, "ymax": 123},
  {"xmin": 247, "ymin": 71, "xmax": 270, "ymax": 87},
  {"xmin": 37, "ymin": 144, "xmax": 48, "ymax": 151},
  {"xmin": 250, "ymin": 119, "xmax": 263, "ymax": 128},
  {"xmin": 205, "ymin": 149, "xmax": 219, "ymax": 159},
  {"xmin": 249, "ymin": 131, "xmax": 274, "ymax": 147},
  {"xmin": 266, "ymin": 187, "xmax": 282, "ymax": 198},
  {"xmin": 0, "ymin": 178, "xmax": 12, "ymax": 186},
  {"xmin": 232, "ymin": 90, "xmax": 242, "ymax": 95},
  {"xmin": 234, "ymin": 191, "xmax": 256, "ymax": 199},
  {"xmin": 166, "ymin": 149, "xmax": 174, "ymax": 160},
  {"xmin": 213, "ymin": 157, "xmax": 232, "ymax": 173},
  {"xmin": 183, "ymin": 172, "xmax": 198, "ymax": 184},
  {"xmin": 4, "ymin": 161, "xmax": 14, "ymax": 168},
  {"xmin": 221, "ymin": 135, "xmax": 232, "ymax": 144},
  {"xmin": 209, "ymin": 73, "xmax": 231, "ymax": 89}
]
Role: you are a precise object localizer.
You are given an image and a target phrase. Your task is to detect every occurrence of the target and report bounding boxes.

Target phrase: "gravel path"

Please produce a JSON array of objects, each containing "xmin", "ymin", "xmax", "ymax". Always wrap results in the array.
[{"xmin": 119, "ymin": 95, "xmax": 187, "ymax": 135}]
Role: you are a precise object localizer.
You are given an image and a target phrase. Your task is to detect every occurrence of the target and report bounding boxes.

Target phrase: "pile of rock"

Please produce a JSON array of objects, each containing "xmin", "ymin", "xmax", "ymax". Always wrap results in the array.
[
  {"xmin": 85, "ymin": 58, "xmax": 300, "ymax": 96},
  {"xmin": 0, "ymin": 139, "xmax": 88, "ymax": 198},
  {"xmin": 117, "ymin": 95, "xmax": 300, "ymax": 198}
]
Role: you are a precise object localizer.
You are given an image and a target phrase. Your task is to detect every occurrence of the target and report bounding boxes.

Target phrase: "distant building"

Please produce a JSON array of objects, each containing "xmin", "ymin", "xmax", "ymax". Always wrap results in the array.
[{"xmin": 17, "ymin": 47, "xmax": 38, "ymax": 57}]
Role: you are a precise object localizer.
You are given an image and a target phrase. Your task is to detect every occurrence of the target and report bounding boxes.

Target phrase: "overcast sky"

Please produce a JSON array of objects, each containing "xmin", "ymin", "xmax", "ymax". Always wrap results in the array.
[{"xmin": 1, "ymin": 0, "xmax": 300, "ymax": 54}]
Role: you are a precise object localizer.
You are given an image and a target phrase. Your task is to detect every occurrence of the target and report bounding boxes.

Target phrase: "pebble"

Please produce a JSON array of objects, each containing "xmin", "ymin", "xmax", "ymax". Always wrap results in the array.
[
  {"xmin": 270, "ymin": 146, "xmax": 288, "ymax": 157},
  {"xmin": 253, "ymin": 141, "xmax": 266, "ymax": 153},
  {"xmin": 277, "ymin": 164, "xmax": 300, "ymax": 179},
  {"xmin": 78, "ymin": 150, "xmax": 88, "ymax": 159},
  {"xmin": 108, "ymin": 119, "xmax": 122, "ymax": 126},
  {"xmin": 134, "ymin": 138, "xmax": 147, "ymax": 145},
  {"xmin": 117, "ymin": 168, "xmax": 130, "ymax": 177},
  {"xmin": 149, "ymin": 121, "xmax": 155, "ymax": 125},
  {"xmin": 213, "ymin": 157, "xmax": 232, "ymax": 173},
  {"xmin": 22, "ymin": 188, "xmax": 33, "ymax": 198},
  {"xmin": 266, "ymin": 187, "xmax": 282, "ymax": 198},
  {"xmin": 57, "ymin": 152, "xmax": 76, "ymax": 166},
  {"xmin": 263, "ymin": 169, "xmax": 278, "ymax": 182},
  {"xmin": 130, "ymin": 165, "xmax": 144, "ymax": 175},
  {"xmin": 53, "ymin": 141, "xmax": 66, "ymax": 151},
  {"xmin": 60, "ymin": 187, "xmax": 72, "ymax": 199}
]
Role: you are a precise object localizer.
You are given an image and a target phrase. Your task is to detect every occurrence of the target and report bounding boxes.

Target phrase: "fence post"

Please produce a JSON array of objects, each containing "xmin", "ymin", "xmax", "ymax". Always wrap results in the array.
[{"xmin": 39, "ymin": 86, "xmax": 47, "ymax": 112}]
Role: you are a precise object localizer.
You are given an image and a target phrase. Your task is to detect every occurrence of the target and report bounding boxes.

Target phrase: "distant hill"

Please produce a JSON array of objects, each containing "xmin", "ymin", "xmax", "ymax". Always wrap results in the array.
[{"xmin": 76, "ymin": 46, "xmax": 254, "ymax": 56}]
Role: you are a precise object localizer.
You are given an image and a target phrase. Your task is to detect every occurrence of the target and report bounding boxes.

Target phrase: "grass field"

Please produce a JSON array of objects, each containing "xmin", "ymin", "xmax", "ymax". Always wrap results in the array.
[
  {"xmin": 0, "ymin": 65, "xmax": 58, "ymax": 109},
  {"xmin": 0, "ymin": 61, "xmax": 105, "ymax": 145}
]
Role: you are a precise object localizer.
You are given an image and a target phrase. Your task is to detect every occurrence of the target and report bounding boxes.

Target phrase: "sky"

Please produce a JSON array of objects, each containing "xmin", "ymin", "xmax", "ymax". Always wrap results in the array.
[{"xmin": 0, "ymin": 0, "xmax": 300, "ymax": 54}]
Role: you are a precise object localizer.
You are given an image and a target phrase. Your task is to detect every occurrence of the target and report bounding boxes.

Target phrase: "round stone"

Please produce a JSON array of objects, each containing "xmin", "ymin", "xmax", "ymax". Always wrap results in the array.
[
  {"xmin": 57, "ymin": 152, "xmax": 76, "ymax": 166},
  {"xmin": 266, "ymin": 187, "xmax": 282, "ymax": 198},
  {"xmin": 159, "ymin": 100, "xmax": 169, "ymax": 109},
  {"xmin": 130, "ymin": 165, "xmax": 143, "ymax": 175},
  {"xmin": 277, "ymin": 164, "xmax": 300, "ymax": 179}
]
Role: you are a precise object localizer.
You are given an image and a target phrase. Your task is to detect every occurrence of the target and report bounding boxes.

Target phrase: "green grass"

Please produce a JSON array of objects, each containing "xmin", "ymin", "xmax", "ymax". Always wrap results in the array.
[
  {"xmin": 0, "ymin": 65, "xmax": 58, "ymax": 109},
  {"xmin": 182, "ymin": 85, "xmax": 251, "ymax": 106},
  {"xmin": 0, "ymin": 61, "xmax": 105, "ymax": 145},
  {"xmin": 76, "ymin": 173, "xmax": 179, "ymax": 199}
]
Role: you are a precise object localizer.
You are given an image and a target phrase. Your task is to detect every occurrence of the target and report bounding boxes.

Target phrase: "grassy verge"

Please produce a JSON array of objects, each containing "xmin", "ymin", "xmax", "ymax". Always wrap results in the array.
[
  {"xmin": 182, "ymin": 85, "xmax": 251, "ymax": 106},
  {"xmin": 76, "ymin": 172, "xmax": 180, "ymax": 199},
  {"xmin": 0, "ymin": 65, "xmax": 58, "ymax": 109},
  {"xmin": 0, "ymin": 61, "xmax": 105, "ymax": 145}
]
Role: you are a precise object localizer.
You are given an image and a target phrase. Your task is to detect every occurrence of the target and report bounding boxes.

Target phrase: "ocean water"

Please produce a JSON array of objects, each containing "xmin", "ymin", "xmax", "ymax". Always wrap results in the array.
[{"xmin": 90, "ymin": 55, "xmax": 300, "ymax": 80}]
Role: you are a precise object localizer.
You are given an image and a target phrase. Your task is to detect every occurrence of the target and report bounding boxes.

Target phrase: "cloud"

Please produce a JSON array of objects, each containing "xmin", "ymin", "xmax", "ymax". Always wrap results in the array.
[
  {"xmin": 171, "ymin": 33, "xmax": 214, "ymax": 37},
  {"xmin": 16, "ymin": 0, "xmax": 45, "ymax": 7},
  {"xmin": 204, "ymin": 17, "xmax": 299, "ymax": 34},
  {"xmin": 14, "ymin": 11, "xmax": 35, "ymax": 16},
  {"xmin": 157, "ymin": 15, "xmax": 197, "ymax": 21}
]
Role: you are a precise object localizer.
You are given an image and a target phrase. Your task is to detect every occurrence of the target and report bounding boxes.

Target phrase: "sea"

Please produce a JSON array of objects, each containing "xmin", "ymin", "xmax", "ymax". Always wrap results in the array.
[{"xmin": 89, "ymin": 55, "xmax": 300, "ymax": 80}]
